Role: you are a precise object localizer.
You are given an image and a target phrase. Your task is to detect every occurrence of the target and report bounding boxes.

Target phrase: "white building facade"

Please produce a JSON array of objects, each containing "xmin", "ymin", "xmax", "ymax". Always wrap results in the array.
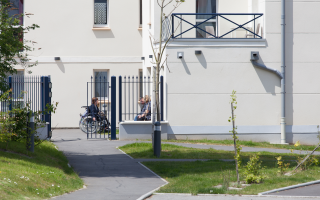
[{"xmin": 17, "ymin": 0, "xmax": 320, "ymax": 144}]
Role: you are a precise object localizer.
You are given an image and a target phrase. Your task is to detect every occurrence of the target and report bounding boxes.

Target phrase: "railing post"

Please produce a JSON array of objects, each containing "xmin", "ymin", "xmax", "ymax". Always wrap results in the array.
[
  {"xmin": 119, "ymin": 76, "xmax": 122, "ymax": 122},
  {"xmin": 8, "ymin": 76, "xmax": 12, "ymax": 112},
  {"xmin": 48, "ymin": 76, "xmax": 52, "ymax": 138},
  {"xmin": 160, "ymin": 76, "xmax": 164, "ymax": 121},
  {"xmin": 111, "ymin": 76, "xmax": 116, "ymax": 140},
  {"xmin": 41, "ymin": 76, "xmax": 50, "ymax": 138},
  {"xmin": 28, "ymin": 112, "xmax": 35, "ymax": 152},
  {"xmin": 172, "ymin": 14, "xmax": 174, "ymax": 38}
]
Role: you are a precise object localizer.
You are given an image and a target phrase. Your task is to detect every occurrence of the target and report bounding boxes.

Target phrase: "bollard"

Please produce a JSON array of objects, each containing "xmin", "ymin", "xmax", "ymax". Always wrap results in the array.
[
  {"xmin": 29, "ymin": 112, "xmax": 35, "ymax": 152},
  {"xmin": 154, "ymin": 121, "xmax": 161, "ymax": 158}
]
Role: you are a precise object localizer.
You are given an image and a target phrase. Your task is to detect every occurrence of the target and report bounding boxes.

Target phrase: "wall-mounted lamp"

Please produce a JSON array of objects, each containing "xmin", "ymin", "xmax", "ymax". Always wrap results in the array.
[
  {"xmin": 141, "ymin": 57, "xmax": 145, "ymax": 60},
  {"xmin": 149, "ymin": 55, "xmax": 153, "ymax": 58},
  {"xmin": 54, "ymin": 57, "xmax": 60, "ymax": 61},
  {"xmin": 195, "ymin": 50, "xmax": 202, "ymax": 55},
  {"xmin": 177, "ymin": 52, "xmax": 184, "ymax": 59}
]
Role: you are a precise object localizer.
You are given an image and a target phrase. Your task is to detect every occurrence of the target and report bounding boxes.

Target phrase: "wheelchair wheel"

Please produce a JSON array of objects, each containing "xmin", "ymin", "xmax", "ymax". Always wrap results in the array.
[{"xmin": 80, "ymin": 116, "xmax": 98, "ymax": 134}]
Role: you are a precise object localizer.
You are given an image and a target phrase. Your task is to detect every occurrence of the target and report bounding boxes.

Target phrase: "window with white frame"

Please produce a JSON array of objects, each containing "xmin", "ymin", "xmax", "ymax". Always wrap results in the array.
[{"xmin": 94, "ymin": 0, "xmax": 108, "ymax": 27}]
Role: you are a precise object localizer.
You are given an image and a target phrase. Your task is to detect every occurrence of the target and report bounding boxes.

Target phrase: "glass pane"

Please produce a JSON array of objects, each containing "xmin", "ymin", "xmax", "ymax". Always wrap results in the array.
[
  {"xmin": 8, "ymin": 0, "xmax": 19, "ymax": 17},
  {"xmin": 196, "ymin": 0, "xmax": 216, "ymax": 19},
  {"xmin": 196, "ymin": 22, "xmax": 216, "ymax": 38},
  {"xmin": 94, "ymin": 0, "xmax": 107, "ymax": 24},
  {"xmin": 95, "ymin": 72, "xmax": 108, "ymax": 98}
]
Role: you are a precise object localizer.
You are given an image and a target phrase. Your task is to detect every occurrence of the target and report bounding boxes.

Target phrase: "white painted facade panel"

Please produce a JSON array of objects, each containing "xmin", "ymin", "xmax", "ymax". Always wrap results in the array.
[{"xmin": 14, "ymin": 0, "xmax": 320, "ymax": 144}]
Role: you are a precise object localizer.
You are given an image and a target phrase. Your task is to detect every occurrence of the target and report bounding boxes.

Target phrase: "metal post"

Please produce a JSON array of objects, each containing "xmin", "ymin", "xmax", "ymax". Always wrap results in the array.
[
  {"xmin": 41, "ymin": 76, "xmax": 50, "ymax": 138},
  {"xmin": 281, "ymin": 0, "xmax": 286, "ymax": 144},
  {"xmin": 48, "ymin": 76, "xmax": 52, "ymax": 138},
  {"xmin": 119, "ymin": 76, "xmax": 122, "ymax": 122},
  {"xmin": 111, "ymin": 76, "xmax": 116, "ymax": 140},
  {"xmin": 160, "ymin": 76, "xmax": 164, "ymax": 121},
  {"xmin": 152, "ymin": 67, "xmax": 156, "ymax": 149},
  {"xmin": 172, "ymin": 15, "xmax": 174, "ymax": 38},
  {"xmin": 154, "ymin": 121, "xmax": 161, "ymax": 158},
  {"xmin": 8, "ymin": 76, "xmax": 12, "ymax": 112},
  {"xmin": 28, "ymin": 112, "xmax": 35, "ymax": 152}
]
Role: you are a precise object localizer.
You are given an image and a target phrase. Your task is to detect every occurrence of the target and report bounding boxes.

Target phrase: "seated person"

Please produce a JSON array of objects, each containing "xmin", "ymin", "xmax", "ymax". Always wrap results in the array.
[
  {"xmin": 134, "ymin": 95, "xmax": 151, "ymax": 121},
  {"xmin": 89, "ymin": 97, "xmax": 99, "ymax": 121}
]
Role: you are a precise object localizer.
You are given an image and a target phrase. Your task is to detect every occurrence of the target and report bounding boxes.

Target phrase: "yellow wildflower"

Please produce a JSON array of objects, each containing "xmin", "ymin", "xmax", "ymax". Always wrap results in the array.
[{"xmin": 294, "ymin": 141, "xmax": 300, "ymax": 147}]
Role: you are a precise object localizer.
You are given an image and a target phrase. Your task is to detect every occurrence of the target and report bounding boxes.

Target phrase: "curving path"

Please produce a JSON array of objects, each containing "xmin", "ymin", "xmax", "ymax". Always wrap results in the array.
[
  {"xmin": 51, "ymin": 130, "xmax": 320, "ymax": 199},
  {"xmin": 51, "ymin": 129, "xmax": 165, "ymax": 200}
]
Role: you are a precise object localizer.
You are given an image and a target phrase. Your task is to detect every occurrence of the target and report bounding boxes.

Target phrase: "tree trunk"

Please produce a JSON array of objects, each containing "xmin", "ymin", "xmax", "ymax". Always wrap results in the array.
[{"xmin": 231, "ymin": 103, "xmax": 240, "ymax": 184}]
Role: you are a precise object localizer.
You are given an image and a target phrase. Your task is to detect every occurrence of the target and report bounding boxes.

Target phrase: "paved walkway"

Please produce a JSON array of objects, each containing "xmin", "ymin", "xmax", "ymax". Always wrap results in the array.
[
  {"xmin": 51, "ymin": 129, "xmax": 165, "ymax": 200},
  {"xmin": 51, "ymin": 130, "xmax": 320, "ymax": 199}
]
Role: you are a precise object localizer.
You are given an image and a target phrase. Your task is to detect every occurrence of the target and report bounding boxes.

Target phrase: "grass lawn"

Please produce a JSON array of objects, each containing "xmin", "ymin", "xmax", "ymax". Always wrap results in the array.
[
  {"xmin": 142, "ymin": 160, "xmax": 320, "ymax": 195},
  {"xmin": 158, "ymin": 139, "xmax": 320, "ymax": 152},
  {"xmin": 120, "ymin": 143, "xmax": 320, "ymax": 195},
  {"xmin": 0, "ymin": 140, "xmax": 83, "ymax": 200},
  {"xmin": 119, "ymin": 143, "xmax": 306, "ymax": 161}
]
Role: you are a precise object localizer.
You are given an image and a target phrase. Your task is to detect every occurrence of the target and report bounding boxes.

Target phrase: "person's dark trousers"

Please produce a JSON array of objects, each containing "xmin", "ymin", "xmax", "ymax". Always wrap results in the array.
[{"xmin": 137, "ymin": 116, "xmax": 147, "ymax": 121}]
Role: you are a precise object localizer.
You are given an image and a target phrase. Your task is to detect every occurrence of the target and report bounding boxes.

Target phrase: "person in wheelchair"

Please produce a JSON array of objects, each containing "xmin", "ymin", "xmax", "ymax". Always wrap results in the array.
[{"xmin": 89, "ymin": 97, "xmax": 100, "ymax": 121}]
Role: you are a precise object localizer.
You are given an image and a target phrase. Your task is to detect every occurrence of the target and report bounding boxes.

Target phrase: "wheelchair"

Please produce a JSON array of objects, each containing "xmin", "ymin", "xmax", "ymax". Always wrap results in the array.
[{"xmin": 79, "ymin": 106, "xmax": 111, "ymax": 134}]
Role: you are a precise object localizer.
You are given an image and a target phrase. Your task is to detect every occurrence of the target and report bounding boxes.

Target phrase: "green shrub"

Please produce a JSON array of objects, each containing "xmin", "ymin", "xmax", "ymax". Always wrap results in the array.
[{"xmin": 243, "ymin": 153, "xmax": 267, "ymax": 184}]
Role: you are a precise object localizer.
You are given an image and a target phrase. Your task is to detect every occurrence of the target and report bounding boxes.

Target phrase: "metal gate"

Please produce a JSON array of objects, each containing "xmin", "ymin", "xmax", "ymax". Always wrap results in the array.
[{"xmin": 82, "ymin": 76, "xmax": 116, "ymax": 140}]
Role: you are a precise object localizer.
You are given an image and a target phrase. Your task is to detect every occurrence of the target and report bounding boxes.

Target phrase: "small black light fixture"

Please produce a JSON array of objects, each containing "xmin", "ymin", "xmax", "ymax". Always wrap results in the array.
[
  {"xmin": 54, "ymin": 57, "xmax": 60, "ymax": 61},
  {"xmin": 195, "ymin": 50, "xmax": 202, "ymax": 55},
  {"xmin": 149, "ymin": 55, "xmax": 153, "ymax": 59},
  {"xmin": 141, "ymin": 57, "xmax": 145, "ymax": 60}
]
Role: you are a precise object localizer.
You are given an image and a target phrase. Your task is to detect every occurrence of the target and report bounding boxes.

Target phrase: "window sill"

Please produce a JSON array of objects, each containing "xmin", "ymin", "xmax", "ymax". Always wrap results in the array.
[{"xmin": 92, "ymin": 27, "xmax": 111, "ymax": 31}]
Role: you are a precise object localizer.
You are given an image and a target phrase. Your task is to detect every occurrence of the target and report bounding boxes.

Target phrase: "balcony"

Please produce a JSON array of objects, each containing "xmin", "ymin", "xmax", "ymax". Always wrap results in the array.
[{"xmin": 165, "ymin": 13, "xmax": 264, "ymax": 39}]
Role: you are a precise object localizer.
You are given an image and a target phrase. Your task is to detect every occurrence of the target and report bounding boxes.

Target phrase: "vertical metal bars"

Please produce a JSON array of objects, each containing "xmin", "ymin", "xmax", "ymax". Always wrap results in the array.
[{"xmin": 119, "ymin": 75, "xmax": 157, "ymax": 121}]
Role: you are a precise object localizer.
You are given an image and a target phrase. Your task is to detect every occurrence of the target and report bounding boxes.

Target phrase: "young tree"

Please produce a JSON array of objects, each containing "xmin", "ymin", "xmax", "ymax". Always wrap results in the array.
[
  {"xmin": 228, "ymin": 90, "xmax": 241, "ymax": 184},
  {"xmin": 0, "ymin": 0, "xmax": 39, "ymax": 90},
  {"xmin": 149, "ymin": 0, "xmax": 184, "ymax": 123}
]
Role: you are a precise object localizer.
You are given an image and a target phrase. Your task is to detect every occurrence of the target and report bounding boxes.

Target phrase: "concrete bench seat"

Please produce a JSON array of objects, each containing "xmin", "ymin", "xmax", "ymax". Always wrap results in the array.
[{"xmin": 119, "ymin": 121, "xmax": 168, "ymax": 140}]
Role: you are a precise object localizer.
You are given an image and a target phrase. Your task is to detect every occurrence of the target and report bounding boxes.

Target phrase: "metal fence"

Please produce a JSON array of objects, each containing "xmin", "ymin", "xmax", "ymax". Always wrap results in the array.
[
  {"xmin": 171, "ymin": 13, "xmax": 264, "ymax": 39},
  {"xmin": 0, "ymin": 75, "xmax": 52, "ymax": 138},
  {"xmin": 119, "ymin": 75, "xmax": 164, "ymax": 121}
]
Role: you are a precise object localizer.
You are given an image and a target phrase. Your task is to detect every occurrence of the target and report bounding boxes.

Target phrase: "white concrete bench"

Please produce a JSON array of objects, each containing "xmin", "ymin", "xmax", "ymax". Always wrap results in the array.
[{"xmin": 119, "ymin": 121, "xmax": 168, "ymax": 140}]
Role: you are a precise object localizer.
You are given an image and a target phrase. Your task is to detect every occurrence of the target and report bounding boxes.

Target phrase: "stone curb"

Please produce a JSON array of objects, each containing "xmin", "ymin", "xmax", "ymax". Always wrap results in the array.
[
  {"xmin": 152, "ymin": 193, "xmax": 320, "ymax": 198},
  {"xmin": 258, "ymin": 180, "xmax": 320, "ymax": 196},
  {"xmin": 136, "ymin": 162, "xmax": 169, "ymax": 200}
]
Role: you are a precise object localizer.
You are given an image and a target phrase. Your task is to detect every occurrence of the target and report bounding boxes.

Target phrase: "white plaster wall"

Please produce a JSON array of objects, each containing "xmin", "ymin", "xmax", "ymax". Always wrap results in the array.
[
  {"xmin": 218, "ymin": 0, "xmax": 249, "ymax": 38},
  {"xmin": 21, "ymin": 0, "xmax": 144, "ymax": 127},
  {"xmin": 164, "ymin": 0, "xmax": 320, "ymax": 131},
  {"xmin": 24, "ymin": 0, "xmax": 142, "ymax": 57}
]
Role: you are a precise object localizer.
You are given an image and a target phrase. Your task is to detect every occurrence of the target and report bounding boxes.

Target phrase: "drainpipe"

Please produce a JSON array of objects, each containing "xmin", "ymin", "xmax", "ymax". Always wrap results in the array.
[
  {"xmin": 280, "ymin": 0, "xmax": 286, "ymax": 144},
  {"xmin": 251, "ymin": 1, "xmax": 286, "ymax": 144}
]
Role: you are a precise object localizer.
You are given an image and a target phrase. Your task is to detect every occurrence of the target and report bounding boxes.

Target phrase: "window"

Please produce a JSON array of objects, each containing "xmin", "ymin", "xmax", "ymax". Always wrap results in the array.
[
  {"xmin": 94, "ymin": 71, "xmax": 108, "ymax": 99},
  {"xmin": 8, "ymin": 0, "xmax": 23, "ymax": 25},
  {"xmin": 94, "ymin": 0, "xmax": 108, "ymax": 27},
  {"xmin": 196, "ymin": 0, "xmax": 216, "ymax": 38}
]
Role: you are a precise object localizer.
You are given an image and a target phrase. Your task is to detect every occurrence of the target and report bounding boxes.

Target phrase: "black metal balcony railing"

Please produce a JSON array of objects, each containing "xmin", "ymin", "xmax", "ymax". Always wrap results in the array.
[{"xmin": 170, "ymin": 13, "xmax": 263, "ymax": 39}]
